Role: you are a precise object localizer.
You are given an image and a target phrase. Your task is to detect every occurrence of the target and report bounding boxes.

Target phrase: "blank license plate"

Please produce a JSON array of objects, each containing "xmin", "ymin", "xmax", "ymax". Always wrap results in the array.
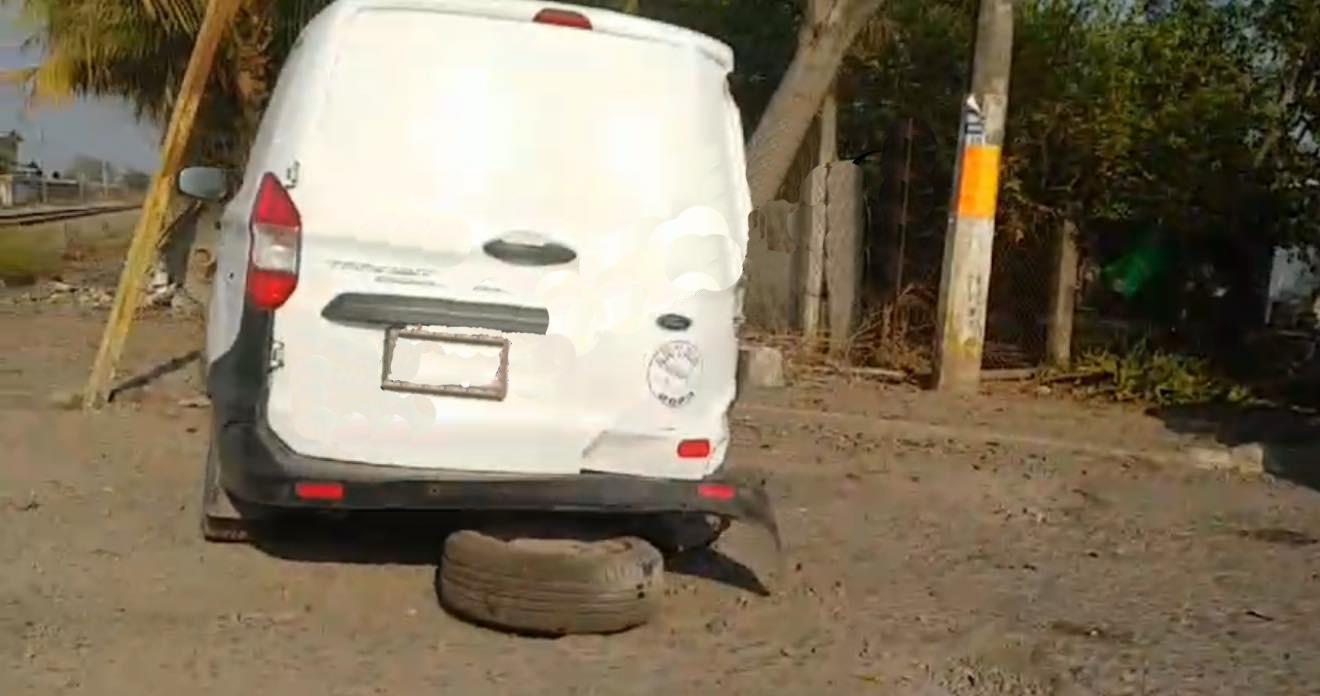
[{"xmin": 381, "ymin": 327, "xmax": 509, "ymax": 400}]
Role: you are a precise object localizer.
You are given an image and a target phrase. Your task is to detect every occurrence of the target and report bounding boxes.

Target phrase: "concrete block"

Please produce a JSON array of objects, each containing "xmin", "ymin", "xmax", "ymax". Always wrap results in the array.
[
  {"xmin": 1186, "ymin": 443, "xmax": 1266, "ymax": 475},
  {"xmin": 739, "ymin": 345, "xmax": 785, "ymax": 389}
]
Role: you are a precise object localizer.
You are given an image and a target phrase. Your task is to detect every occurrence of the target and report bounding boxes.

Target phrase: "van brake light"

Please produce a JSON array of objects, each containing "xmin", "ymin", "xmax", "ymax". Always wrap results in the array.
[
  {"xmin": 533, "ymin": 9, "xmax": 592, "ymax": 30},
  {"xmin": 248, "ymin": 172, "xmax": 301, "ymax": 310},
  {"xmin": 677, "ymin": 439, "xmax": 712, "ymax": 459}
]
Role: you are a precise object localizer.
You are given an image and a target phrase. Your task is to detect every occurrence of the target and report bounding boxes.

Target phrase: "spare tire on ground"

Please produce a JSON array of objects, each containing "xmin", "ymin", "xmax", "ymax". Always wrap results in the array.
[{"xmin": 438, "ymin": 529, "xmax": 664, "ymax": 635}]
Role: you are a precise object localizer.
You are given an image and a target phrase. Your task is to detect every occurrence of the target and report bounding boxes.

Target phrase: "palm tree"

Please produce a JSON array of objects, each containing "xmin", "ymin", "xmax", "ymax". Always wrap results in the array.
[{"xmin": 1, "ymin": 0, "xmax": 333, "ymax": 165}]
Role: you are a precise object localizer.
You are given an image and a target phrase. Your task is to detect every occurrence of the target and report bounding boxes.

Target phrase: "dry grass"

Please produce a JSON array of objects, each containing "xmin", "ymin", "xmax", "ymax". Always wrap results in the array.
[
  {"xmin": 740, "ymin": 282, "xmax": 940, "ymax": 384},
  {"xmin": 847, "ymin": 282, "xmax": 938, "ymax": 374},
  {"xmin": 0, "ymin": 211, "xmax": 138, "ymax": 285},
  {"xmin": 0, "ymin": 225, "xmax": 69, "ymax": 283},
  {"xmin": 739, "ymin": 327, "xmax": 830, "ymax": 380}
]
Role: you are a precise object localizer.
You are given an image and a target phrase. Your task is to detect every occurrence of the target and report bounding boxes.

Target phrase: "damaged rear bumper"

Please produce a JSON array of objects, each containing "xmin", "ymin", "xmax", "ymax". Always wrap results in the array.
[{"xmin": 214, "ymin": 416, "xmax": 779, "ymax": 544}]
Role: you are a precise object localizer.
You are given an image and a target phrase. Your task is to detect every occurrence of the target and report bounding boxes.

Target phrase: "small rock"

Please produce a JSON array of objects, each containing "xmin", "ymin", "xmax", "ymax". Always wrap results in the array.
[
  {"xmin": 178, "ymin": 396, "xmax": 211, "ymax": 409},
  {"xmin": 1187, "ymin": 443, "xmax": 1266, "ymax": 475},
  {"xmin": 1186, "ymin": 446, "xmax": 1234, "ymax": 471},
  {"xmin": 1229, "ymin": 443, "xmax": 1266, "ymax": 475}
]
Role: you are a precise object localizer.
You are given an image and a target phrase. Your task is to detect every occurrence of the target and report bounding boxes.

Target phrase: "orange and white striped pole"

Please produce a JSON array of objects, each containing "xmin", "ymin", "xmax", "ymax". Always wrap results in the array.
[{"xmin": 933, "ymin": 0, "xmax": 1015, "ymax": 392}]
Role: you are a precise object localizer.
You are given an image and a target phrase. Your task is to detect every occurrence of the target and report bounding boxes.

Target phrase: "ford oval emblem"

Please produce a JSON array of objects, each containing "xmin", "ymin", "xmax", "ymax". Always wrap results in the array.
[{"xmin": 656, "ymin": 314, "xmax": 692, "ymax": 331}]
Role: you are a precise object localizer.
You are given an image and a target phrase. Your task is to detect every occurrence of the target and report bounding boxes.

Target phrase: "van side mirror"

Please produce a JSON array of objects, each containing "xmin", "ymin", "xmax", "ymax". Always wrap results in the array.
[{"xmin": 177, "ymin": 166, "xmax": 232, "ymax": 202}]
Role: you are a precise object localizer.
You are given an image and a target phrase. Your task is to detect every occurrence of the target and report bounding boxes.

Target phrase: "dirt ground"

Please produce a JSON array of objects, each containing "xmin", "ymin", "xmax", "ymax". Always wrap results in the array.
[{"xmin": 3, "ymin": 243, "xmax": 1320, "ymax": 694}]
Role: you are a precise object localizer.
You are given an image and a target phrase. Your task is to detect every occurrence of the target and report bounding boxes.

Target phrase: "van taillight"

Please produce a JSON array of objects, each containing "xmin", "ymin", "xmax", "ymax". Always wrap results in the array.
[
  {"xmin": 677, "ymin": 439, "xmax": 712, "ymax": 459},
  {"xmin": 247, "ymin": 172, "xmax": 301, "ymax": 310},
  {"xmin": 533, "ymin": 8, "xmax": 592, "ymax": 30}
]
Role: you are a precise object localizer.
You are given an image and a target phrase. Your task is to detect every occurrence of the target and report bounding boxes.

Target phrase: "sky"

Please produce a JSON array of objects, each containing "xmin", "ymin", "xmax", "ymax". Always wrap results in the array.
[{"xmin": 0, "ymin": 4, "xmax": 161, "ymax": 174}]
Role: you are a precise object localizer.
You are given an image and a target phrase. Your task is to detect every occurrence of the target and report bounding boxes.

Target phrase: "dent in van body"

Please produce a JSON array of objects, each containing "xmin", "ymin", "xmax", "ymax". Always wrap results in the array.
[{"xmin": 205, "ymin": 1, "xmax": 752, "ymax": 481}]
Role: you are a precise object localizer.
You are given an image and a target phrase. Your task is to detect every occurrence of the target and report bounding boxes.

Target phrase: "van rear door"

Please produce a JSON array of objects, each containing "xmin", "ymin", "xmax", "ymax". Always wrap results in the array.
[{"xmin": 260, "ymin": 3, "xmax": 750, "ymax": 477}]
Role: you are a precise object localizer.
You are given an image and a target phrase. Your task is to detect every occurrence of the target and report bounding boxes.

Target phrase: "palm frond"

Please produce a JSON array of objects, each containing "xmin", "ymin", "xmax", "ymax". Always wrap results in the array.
[{"xmin": 11, "ymin": 0, "xmax": 339, "ymax": 164}]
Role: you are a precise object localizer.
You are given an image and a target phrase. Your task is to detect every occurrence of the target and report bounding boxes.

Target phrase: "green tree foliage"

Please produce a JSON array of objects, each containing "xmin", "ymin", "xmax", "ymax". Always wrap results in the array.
[
  {"xmin": 5, "ymin": 0, "xmax": 1316, "ymax": 309},
  {"xmin": 848, "ymin": 0, "xmax": 1316, "ymax": 242},
  {"xmin": 1, "ymin": 0, "xmax": 336, "ymax": 165},
  {"xmin": 840, "ymin": 0, "xmax": 1319, "ymax": 339},
  {"xmin": 582, "ymin": 0, "xmax": 802, "ymax": 137}
]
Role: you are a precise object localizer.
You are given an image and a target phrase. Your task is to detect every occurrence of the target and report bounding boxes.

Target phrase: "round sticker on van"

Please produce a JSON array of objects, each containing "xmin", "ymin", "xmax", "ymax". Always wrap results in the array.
[{"xmin": 648, "ymin": 341, "xmax": 701, "ymax": 408}]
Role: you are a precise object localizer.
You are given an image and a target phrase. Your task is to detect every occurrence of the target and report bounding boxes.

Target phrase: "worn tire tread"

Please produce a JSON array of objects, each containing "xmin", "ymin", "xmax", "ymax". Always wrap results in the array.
[
  {"xmin": 442, "ymin": 560, "xmax": 652, "ymax": 602},
  {"xmin": 441, "ymin": 583, "xmax": 654, "ymax": 634},
  {"xmin": 439, "ymin": 530, "xmax": 663, "ymax": 635}
]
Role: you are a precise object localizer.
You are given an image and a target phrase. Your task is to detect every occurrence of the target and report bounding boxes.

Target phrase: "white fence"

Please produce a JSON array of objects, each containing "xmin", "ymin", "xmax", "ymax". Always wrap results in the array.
[{"xmin": 0, "ymin": 173, "xmax": 129, "ymax": 207}]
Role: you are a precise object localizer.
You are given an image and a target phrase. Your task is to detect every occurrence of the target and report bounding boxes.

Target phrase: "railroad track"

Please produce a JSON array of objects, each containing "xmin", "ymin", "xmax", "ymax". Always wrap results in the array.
[{"xmin": 0, "ymin": 203, "xmax": 140, "ymax": 227}]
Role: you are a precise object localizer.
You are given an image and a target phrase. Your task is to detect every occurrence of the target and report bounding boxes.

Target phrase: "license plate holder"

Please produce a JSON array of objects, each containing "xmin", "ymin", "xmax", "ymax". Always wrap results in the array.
[{"xmin": 381, "ymin": 326, "xmax": 509, "ymax": 401}]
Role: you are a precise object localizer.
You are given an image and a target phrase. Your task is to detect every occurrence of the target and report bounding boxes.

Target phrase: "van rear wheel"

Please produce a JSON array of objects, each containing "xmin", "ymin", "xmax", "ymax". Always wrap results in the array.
[{"xmin": 438, "ymin": 529, "xmax": 664, "ymax": 635}]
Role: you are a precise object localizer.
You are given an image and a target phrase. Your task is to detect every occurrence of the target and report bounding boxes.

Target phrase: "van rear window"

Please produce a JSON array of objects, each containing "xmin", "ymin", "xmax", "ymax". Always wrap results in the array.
[{"xmin": 303, "ymin": 9, "xmax": 743, "ymax": 246}]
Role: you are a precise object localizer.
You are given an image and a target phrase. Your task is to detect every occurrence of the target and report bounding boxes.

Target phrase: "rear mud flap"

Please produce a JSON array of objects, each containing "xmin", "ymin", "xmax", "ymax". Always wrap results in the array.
[
  {"xmin": 709, "ymin": 517, "xmax": 784, "ymax": 596},
  {"xmin": 708, "ymin": 476, "xmax": 783, "ymax": 594}
]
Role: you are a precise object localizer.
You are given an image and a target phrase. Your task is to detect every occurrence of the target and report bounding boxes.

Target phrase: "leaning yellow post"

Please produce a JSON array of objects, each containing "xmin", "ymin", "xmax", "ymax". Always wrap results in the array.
[{"xmin": 81, "ymin": 0, "xmax": 243, "ymax": 409}]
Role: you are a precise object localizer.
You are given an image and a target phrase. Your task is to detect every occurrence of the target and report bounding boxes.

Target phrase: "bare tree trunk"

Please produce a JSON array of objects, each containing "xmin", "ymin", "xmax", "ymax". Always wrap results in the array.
[
  {"xmin": 746, "ymin": 0, "xmax": 883, "ymax": 208},
  {"xmin": 810, "ymin": 0, "xmax": 839, "ymax": 168}
]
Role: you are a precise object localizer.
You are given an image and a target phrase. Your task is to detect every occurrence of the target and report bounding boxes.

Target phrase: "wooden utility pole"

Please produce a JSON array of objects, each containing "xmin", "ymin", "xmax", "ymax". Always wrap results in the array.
[
  {"xmin": 932, "ymin": 0, "xmax": 1014, "ymax": 392},
  {"xmin": 82, "ymin": 0, "xmax": 241, "ymax": 409}
]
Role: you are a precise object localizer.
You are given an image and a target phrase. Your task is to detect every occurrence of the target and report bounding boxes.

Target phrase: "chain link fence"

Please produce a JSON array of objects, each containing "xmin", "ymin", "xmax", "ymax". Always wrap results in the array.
[
  {"xmin": 848, "ymin": 119, "xmax": 1066, "ymax": 376},
  {"xmin": 849, "ymin": 119, "xmax": 947, "ymax": 375},
  {"xmin": 982, "ymin": 226, "xmax": 1055, "ymax": 370}
]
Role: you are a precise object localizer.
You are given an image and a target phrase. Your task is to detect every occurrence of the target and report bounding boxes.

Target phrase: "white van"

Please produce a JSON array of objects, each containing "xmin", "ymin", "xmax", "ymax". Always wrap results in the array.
[{"xmin": 180, "ymin": 0, "xmax": 775, "ymax": 545}]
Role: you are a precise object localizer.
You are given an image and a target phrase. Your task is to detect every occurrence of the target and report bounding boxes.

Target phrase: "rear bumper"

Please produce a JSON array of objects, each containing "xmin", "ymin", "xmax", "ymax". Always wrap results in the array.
[{"xmin": 215, "ymin": 416, "xmax": 778, "ymax": 537}]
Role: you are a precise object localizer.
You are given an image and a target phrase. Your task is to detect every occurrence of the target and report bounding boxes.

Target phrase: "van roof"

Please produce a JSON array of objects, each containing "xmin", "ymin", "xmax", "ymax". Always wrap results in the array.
[{"xmin": 309, "ymin": 0, "xmax": 735, "ymax": 71}]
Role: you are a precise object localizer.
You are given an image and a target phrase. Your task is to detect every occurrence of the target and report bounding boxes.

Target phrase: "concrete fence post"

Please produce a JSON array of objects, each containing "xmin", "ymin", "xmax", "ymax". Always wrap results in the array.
[
  {"xmin": 1046, "ymin": 219, "xmax": 1080, "ymax": 367},
  {"xmin": 800, "ymin": 165, "xmax": 829, "ymax": 341},
  {"xmin": 744, "ymin": 201, "xmax": 803, "ymax": 332},
  {"xmin": 824, "ymin": 162, "xmax": 864, "ymax": 357}
]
